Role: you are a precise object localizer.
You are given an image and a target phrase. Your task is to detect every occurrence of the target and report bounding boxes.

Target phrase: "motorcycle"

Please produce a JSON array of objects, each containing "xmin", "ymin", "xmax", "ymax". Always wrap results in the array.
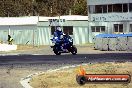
[{"xmin": 50, "ymin": 34, "xmax": 77, "ymax": 55}]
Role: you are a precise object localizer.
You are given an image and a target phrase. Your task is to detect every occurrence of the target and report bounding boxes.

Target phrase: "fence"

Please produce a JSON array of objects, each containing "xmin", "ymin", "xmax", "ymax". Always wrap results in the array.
[{"xmin": 94, "ymin": 34, "xmax": 132, "ymax": 51}]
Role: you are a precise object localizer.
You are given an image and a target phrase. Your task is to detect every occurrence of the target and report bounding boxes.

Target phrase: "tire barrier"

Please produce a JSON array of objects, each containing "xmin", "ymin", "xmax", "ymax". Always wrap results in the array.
[{"xmin": 94, "ymin": 34, "xmax": 132, "ymax": 51}]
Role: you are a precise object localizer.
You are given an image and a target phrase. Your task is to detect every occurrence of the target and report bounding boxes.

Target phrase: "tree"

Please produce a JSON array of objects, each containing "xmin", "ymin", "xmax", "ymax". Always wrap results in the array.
[
  {"xmin": 0, "ymin": 0, "xmax": 87, "ymax": 17},
  {"xmin": 71, "ymin": 0, "xmax": 87, "ymax": 15}
]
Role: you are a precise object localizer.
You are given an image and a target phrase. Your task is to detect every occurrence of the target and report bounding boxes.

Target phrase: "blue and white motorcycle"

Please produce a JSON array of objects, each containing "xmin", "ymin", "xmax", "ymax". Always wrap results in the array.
[{"xmin": 50, "ymin": 34, "xmax": 77, "ymax": 55}]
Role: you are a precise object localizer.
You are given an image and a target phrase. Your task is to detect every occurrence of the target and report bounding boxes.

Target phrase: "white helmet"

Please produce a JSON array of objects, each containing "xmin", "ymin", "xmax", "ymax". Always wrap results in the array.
[{"xmin": 57, "ymin": 27, "xmax": 62, "ymax": 31}]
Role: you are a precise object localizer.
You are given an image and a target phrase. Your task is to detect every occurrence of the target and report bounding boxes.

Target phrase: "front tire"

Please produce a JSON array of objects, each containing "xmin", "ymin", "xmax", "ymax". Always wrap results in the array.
[
  {"xmin": 54, "ymin": 51, "xmax": 61, "ymax": 55},
  {"xmin": 53, "ymin": 46, "xmax": 61, "ymax": 55}
]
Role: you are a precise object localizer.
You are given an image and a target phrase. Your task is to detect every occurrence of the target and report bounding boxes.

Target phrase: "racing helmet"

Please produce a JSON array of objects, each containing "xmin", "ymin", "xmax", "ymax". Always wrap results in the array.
[{"xmin": 56, "ymin": 26, "xmax": 62, "ymax": 31}]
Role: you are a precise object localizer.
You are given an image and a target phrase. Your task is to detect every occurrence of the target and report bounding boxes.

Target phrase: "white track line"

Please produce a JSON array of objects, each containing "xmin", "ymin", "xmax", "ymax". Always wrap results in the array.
[{"xmin": 20, "ymin": 63, "xmax": 88, "ymax": 88}]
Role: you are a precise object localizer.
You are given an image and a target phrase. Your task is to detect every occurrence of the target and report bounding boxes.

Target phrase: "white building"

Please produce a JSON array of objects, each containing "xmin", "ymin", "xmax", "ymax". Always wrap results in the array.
[
  {"xmin": 0, "ymin": 15, "xmax": 89, "ymax": 45},
  {"xmin": 87, "ymin": 0, "xmax": 132, "ymax": 42}
]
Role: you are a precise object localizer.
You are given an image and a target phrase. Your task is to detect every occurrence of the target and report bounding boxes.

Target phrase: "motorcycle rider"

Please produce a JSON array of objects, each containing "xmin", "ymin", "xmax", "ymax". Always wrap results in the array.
[
  {"xmin": 53, "ymin": 26, "xmax": 65, "ymax": 51},
  {"xmin": 54, "ymin": 26, "xmax": 63, "ymax": 40}
]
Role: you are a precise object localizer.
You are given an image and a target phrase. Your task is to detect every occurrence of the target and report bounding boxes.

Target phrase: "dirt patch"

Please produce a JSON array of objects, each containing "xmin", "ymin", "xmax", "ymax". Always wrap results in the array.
[
  {"xmin": 17, "ymin": 45, "xmax": 48, "ymax": 50},
  {"xmin": 0, "ymin": 66, "xmax": 41, "ymax": 88},
  {"xmin": 30, "ymin": 62, "xmax": 132, "ymax": 88},
  {"xmin": 17, "ymin": 45, "xmax": 35, "ymax": 50}
]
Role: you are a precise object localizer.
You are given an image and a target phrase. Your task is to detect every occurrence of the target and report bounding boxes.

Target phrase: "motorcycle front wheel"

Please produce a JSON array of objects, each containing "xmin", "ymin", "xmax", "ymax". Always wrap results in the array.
[{"xmin": 53, "ymin": 46, "xmax": 61, "ymax": 55}]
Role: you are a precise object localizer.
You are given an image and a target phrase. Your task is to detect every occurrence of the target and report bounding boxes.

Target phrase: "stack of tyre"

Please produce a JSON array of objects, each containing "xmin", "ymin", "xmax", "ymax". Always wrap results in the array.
[{"xmin": 94, "ymin": 34, "xmax": 132, "ymax": 51}]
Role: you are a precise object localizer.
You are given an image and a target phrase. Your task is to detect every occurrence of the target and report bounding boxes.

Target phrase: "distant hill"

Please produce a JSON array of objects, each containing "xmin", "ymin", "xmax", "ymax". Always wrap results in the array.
[{"xmin": 0, "ymin": 0, "xmax": 87, "ymax": 17}]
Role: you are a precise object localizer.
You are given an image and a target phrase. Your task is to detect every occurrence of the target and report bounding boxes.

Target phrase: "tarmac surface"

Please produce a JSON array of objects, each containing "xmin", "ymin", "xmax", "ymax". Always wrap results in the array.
[{"xmin": 0, "ymin": 45, "xmax": 132, "ymax": 88}]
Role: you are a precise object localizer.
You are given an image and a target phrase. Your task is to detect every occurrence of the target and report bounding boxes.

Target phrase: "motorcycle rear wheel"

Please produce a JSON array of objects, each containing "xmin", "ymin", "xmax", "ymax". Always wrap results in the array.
[{"xmin": 71, "ymin": 45, "xmax": 77, "ymax": 55}]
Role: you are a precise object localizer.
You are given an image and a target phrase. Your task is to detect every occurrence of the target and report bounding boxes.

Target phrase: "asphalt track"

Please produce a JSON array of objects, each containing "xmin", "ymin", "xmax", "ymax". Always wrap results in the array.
[
  {"xmin": 0, "ymin": 52, "xmax": 132, "ymax": 88},
  {"xmin": 0, "ymin": 53, "xmax": 132, "ymax": 66}
]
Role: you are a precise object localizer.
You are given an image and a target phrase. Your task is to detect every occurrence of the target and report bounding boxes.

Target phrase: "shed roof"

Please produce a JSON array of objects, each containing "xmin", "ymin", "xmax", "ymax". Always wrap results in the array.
[{"xmin": 0, "ymin": 15, "xmax": 88, "ymax": 25}]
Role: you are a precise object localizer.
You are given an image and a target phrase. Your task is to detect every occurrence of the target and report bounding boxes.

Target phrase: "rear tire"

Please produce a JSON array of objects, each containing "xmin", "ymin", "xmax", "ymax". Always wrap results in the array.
[{"xmin": 71, "ymin": 45, "xmax": 77, "ymax": 55}]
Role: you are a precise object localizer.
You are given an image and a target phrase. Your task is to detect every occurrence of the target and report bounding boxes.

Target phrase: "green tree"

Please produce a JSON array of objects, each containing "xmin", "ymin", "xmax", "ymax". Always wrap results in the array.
[
  {"xmin": 71, "ymin": 0, "xmax": 87, "ymax": 15},
  {"xmin": 0, "ymin": 0, "xmax": 87, "ymax": 17}
]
